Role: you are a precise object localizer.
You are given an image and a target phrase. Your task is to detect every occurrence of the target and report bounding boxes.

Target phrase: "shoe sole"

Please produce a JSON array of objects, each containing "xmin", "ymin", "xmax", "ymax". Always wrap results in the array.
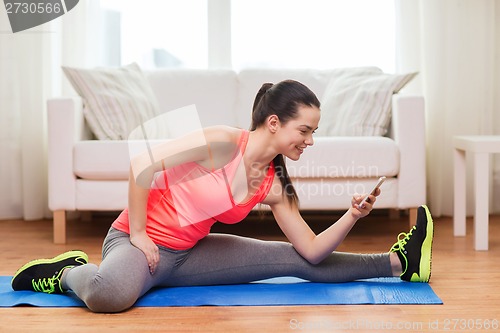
[
  {"xmin": 412, "ymin": 205, "xmax": 434, "ymax": 282},
  {"xmin": 12, "ymin": 250, "xmax": 88, "ymax": 284}
]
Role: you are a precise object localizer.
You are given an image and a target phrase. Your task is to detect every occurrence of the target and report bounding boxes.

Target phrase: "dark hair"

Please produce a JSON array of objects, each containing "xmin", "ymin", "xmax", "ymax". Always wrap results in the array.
[{"xmin": 250, "ymin": 80, "xmax": 320, "ymax": 207}]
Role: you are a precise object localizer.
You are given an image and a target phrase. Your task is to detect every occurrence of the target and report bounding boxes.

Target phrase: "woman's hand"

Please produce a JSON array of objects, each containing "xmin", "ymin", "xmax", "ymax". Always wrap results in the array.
[
  {"xmin": 349, "ymin": 187, "xmax": 381, "ymax": 219},
  {"xmin": 130, "ymin": 231, "xmax": 159, "ymax": 274}
]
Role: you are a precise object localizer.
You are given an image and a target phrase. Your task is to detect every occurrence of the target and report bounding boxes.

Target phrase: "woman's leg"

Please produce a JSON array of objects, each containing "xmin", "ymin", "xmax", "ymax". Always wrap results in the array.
[
  {"xmin": 62, "ymin": 228, "xmax": 187, "ymax": 313},
  {"xmin": 166, "ymin": 233, "xmax": 393, "ymax": 286}
]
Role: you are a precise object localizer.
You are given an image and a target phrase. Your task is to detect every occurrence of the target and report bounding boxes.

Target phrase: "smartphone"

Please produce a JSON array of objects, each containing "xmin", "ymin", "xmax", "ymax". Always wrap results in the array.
[{"xmin": 359, "ymin": 176, "xmax": 386, "ymax": 207}]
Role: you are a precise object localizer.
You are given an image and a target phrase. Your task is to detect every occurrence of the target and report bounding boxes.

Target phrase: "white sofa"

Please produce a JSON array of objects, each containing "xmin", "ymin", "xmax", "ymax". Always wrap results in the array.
[{"xmin": 48, "ymin": 68, "xmax": 426, "ymax": 244}]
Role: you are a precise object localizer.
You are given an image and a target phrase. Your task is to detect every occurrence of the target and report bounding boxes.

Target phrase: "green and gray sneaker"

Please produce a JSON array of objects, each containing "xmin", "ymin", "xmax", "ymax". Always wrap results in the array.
[
  {"xmin": 390, "ymin": 205, "xmax": 434, "ymax": 282},
  {"xmin": 11, "ymin": 250, "xmax": 88, "ymax": 294}
]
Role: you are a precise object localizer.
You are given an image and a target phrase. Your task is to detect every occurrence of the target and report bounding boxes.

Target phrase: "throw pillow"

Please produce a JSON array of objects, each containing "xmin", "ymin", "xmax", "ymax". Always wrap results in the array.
[
  {"xmin": 317, "ymin": 69, "xmax": 417, "ymax": 136},
  {"xmin": 62, "ymin": 63, "xmax": 162, "ymax": 140}
]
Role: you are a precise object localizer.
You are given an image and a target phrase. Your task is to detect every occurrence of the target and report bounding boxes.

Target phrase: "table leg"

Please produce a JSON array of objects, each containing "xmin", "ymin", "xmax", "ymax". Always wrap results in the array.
[
  {"xmin": 473, "ymin": 152, "xmax": 489, "ymax": 251},
  {"xmin": 453, "ymin": 148, "xmax": 466, "ymax": 236}
]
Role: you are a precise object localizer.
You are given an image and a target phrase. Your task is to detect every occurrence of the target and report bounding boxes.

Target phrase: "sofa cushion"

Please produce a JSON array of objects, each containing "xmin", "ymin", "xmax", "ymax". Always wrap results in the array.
[
  {"xmin": 74, "ymin": 136, "xmax": 399, "ymax": 181},
  {"xmin": 235, "ymin": 67, "xmax": 384, "ymax": 130},
  {"xmin": 74, "ymin": 141, "xmax": 130, "ymax": 180},
  {"xmin": 63, "ymin": 63, "xmax": 162, "ymax": 140},
  {"xmin": 317, "ymin": 69, "xmax": 417, "ymax": 136},
  {"xmin": 286, "ymin": 136, "xmax": 399, "ymax": 178},
  {"xmin": 145, "ymin": 69, "xmax": 239, "ymax": 128}
]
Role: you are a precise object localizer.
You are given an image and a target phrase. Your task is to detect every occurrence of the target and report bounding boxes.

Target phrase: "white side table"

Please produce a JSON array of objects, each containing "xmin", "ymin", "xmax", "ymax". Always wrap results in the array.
[{"xmin": 453, "ymin": 135, "xmax": 500, "ymax": 250}]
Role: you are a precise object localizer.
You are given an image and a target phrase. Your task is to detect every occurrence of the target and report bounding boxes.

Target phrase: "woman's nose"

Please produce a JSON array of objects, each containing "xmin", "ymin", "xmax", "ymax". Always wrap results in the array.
[{"xmin": 305, "ymin": 135, "xmax": 314, "ymax": 146}]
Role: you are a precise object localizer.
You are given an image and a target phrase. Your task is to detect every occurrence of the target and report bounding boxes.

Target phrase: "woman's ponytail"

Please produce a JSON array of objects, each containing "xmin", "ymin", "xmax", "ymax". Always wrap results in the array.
[
  {"xmin": 251, "ymin": 83, "xmax": 274, "ymax": 131},
  {"xmin": 272, "ymin": 153, "xmax": 299, "ymax": 208}
]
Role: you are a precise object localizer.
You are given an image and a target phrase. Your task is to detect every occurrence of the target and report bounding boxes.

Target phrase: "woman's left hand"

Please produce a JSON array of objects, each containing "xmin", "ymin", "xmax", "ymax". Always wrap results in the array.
[{"xmin": 350, "ymin": 188, "xmax": 380, "ymax": 219}]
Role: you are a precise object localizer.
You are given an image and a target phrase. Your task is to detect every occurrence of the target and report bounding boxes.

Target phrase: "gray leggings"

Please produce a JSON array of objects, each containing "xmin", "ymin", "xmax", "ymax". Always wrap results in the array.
[{"xmin": 63, "ymin": 228, "xmax": 392, "ymax": 313}]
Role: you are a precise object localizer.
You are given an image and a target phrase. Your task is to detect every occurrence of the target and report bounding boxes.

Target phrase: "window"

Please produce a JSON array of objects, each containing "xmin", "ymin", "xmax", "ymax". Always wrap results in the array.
[
  {"xmin": 231, "ymin": 0, "xmax": 395, "ymax": 72},
  {"xmin": 100, "ymin": 0, "xmax": 395, "ymax": 72},
  {"xmin": 100, "ymin": 0, "xmax": 208, "ymax": 69}
]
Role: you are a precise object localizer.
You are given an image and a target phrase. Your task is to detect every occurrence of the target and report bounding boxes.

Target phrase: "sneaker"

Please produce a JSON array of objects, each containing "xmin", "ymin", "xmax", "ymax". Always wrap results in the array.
[
  {"xmin": 11, "ymin": 250, "xmax": 88, "ymax": 294},
  {"xmin": 390, "ymin": 205, "xmax": 434, "ymax": 282}
]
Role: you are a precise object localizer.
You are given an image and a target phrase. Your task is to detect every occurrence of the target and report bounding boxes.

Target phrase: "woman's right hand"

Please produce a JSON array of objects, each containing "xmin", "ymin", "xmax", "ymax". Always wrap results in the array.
[{"xmin": 130, "ymin": 231, "xmax": 159, "ymax": 274}]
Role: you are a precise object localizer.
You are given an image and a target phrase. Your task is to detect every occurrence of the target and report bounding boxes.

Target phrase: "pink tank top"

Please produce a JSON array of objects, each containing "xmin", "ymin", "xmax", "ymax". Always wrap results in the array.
[{"xmin": 112, "ymin": 130, "xmax": 275, "ymax": 250}]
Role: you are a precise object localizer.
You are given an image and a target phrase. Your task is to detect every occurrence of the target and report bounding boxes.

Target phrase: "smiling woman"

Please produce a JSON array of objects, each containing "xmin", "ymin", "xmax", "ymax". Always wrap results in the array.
[
  {"xmin": 250, "ymin": 80, "xmax": 321, "ymax": 206},
  {"xmin": 11, "ymin": 77, "xmax": 435, "ymax": 313}
]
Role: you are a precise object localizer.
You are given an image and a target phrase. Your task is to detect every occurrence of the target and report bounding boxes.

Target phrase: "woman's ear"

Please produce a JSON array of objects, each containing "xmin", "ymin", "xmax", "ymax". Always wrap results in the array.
[{"xmin": 267, "ymin": 115, "xmax": 280, "ymax": 133}]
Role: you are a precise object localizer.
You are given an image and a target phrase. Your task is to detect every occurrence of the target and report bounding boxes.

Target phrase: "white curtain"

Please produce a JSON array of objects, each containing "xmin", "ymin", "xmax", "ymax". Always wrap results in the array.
[
  {"xmin": 0, "ymin": 1, "xmax": 100, "ymax": 220},
  {"xmin": 396, "ymin": 0, "xmax": 500, "ymax": 217}
]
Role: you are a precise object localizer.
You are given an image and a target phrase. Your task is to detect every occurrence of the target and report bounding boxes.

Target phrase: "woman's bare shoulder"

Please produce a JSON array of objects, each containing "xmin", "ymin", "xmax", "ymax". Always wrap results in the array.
[
  {"xmin": 203, "ymin": 125, "xmax": 245, "ymax": 144},
  {"xmin": 194, "ymin": 126, "xmax": 245, "ymax": 169}
]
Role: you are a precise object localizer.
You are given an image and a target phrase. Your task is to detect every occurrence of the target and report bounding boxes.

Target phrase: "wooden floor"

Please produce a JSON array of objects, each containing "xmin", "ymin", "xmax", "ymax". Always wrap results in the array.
[{"xmin": 0, "ymin": 211, "xmax": 499, "ymax": 333}]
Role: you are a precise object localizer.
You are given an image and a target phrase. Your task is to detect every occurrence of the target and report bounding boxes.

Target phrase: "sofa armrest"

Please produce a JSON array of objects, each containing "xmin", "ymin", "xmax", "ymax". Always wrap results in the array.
[
  {"xmin": 390, "ymin": 95, "xmax": 426, "ymax": 208},
  {"xmin": 47, "ymin": 97, "xmax": 84, "ymax": 211}
]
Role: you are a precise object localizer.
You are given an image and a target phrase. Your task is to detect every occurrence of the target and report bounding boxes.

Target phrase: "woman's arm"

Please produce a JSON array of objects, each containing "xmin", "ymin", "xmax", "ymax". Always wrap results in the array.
[
  {"xmin": 266, "ymin": 178, "xmax": 379, "ymax": 265},
  {"xmin": 127, "ymin": 126, "xmax": 240, "ymax": 273},
  {"xmin": 128, "ymin": 166, "xmax": 160, "ymax": 274}
]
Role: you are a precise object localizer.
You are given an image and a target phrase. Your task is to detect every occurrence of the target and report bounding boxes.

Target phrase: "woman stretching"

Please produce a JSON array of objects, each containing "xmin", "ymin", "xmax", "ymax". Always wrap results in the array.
[{"xmin": 12, "ymin": 80, "xmax": 434, "ymax": 313}]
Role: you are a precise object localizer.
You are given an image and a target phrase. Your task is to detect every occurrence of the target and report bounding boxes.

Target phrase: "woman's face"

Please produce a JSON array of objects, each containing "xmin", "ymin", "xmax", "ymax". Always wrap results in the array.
[{"xmin": 276, "ymin": 105, "xmax": 320, "ymax": 161}]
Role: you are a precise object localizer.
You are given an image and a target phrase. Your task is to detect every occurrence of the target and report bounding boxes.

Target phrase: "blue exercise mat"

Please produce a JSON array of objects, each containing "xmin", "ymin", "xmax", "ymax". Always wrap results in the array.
[{"xmin": 0, "ymin": 276, "xmax": 442, "ymax": 307}]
